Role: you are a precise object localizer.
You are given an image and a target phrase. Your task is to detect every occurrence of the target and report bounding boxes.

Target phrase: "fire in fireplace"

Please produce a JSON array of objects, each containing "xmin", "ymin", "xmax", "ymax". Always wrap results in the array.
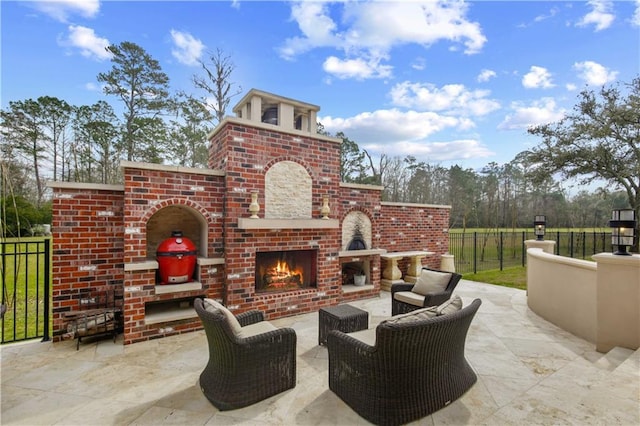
[{"xmin": 255, "ymin": 250, "xmax": 317, "ymax": 293}]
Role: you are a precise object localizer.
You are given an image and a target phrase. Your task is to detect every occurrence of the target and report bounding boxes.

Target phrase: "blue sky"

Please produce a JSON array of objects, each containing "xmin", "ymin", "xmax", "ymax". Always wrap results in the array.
[{"xmin": 2, "ymin": 0, "xmax": 639, "ymax": 174}]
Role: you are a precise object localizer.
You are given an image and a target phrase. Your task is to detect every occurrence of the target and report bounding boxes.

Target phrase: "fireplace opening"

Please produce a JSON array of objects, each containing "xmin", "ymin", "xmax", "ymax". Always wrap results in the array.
[{"xmin": 255, "ymin": 249, "xmax": 317, "ymax": 293}]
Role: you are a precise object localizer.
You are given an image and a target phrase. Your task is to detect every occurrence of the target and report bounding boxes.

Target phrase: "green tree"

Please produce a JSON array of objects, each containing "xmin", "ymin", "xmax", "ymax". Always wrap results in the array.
[
  {"xmin": 37, "ymin": 96, "xmax": 72, "ymax": 181},
  {"xmin": 71, "ymin": 101, "xmax": 120, "ymax": 183},
  {"xmin": 526, "ymin": 77, "xmax": 640, "ymax": 250},
  {"xmin": 97, "ymin": 41, "xmax": 170, "ymax": 162},
  {"xmin": 0, "ymin": 99, "xmax": 48, "ymax": 206},
  {"xmin": 167, "ymin": 93, "xmax": 212, "ymax": 167},
  {"xmin": 338, "ymin": 132, "xmax": 366, "ymax": 183}
]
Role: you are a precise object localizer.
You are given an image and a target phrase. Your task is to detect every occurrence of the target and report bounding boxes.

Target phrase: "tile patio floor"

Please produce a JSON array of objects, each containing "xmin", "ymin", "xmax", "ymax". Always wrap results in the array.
[{"xmin": 1, "ymin": 280, "xmax": 639, "ymax": 425}]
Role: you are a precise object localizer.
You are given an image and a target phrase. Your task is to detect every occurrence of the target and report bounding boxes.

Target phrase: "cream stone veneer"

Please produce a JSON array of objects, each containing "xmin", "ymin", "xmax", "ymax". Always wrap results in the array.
[
  {"xmin": 341, "ymin": 211, "xmax": 372, "ymax": 250},
  {"xmin": 265, "ymin": 161, "xmax": 312, "ymax": 219},
  {"xmin": 527, "ymin": 247, "xmax": 640, "ymax": 352}
]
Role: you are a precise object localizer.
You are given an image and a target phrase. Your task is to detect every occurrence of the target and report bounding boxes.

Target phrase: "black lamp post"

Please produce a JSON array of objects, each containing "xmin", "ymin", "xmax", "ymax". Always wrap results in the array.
[
  {"xmin": 534, "ymin": 215, "xmax": 546, "ymax": 241},
  {"xmin": 608, "ymin": 209, "xmax": 636, "ymax": 256}
]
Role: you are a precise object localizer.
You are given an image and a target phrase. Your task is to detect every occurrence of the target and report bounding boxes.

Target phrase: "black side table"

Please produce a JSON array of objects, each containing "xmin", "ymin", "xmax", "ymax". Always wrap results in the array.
[{"xmin": 318, "ymin": 304, "xmax": 369, "ymax": 345}]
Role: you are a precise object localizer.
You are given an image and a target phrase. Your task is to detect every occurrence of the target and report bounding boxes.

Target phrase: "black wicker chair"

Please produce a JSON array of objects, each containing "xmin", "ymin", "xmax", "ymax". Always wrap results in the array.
[
  {"xmin": 327, "ymin": 298, "xmax": 481, "ymax": 426},
  {"xmin": 391, "ymin": 267, "xmax": 462, "ymax": 315},
  {"xmin": 194, "ymin": 298, "xmax": 297, "ymax": 410}
]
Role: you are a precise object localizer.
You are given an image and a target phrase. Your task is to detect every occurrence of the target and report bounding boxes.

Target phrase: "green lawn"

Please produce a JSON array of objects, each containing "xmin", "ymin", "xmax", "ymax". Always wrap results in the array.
[
  {"xmin": 1, "ymin": 237, "xmax": 51, "ymax": 342},
  {"xmin": 463, "ymin": 265, "xmax": 527, "ymax": 291}
]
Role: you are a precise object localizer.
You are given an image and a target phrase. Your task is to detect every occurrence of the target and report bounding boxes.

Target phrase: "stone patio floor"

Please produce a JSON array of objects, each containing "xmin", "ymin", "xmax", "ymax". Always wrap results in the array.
[{"xmin": 1, "ymin": 280, "xmax": 639, "ymax": 425}]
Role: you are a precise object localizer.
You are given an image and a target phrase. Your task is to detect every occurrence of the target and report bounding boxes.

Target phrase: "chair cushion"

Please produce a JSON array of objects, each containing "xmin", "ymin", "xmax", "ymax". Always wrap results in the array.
[
  {"xmin": 237, "ymin": 320, "xmax": 277, "ymax": 338},
  {"xmin": 436, "ymin": 295, "xmax": 463, "ymax": 315},
  {"xmin": 346, "ymin": 327, "xmax": 377, "ymax": 346},
  {"xmin": 393, "ymin": 291, "xmax": 425, "ymax": 307},
  {"xmin": 203, "ymin": 298, "xmax": 242, "ymax": 335},
  {"xmin": 411, "ymin": 269, "xmax": 452, "ymax": 296},
  {"xmin": 383, "ymin": 305, "xmax": 439, "ymax": 325}
]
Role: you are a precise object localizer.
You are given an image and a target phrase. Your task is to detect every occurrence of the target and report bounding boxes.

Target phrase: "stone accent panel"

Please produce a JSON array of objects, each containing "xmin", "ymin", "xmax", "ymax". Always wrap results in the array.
[{"xmin": 265, "ymin": 160, "xmax": 312, "ymax": 219}]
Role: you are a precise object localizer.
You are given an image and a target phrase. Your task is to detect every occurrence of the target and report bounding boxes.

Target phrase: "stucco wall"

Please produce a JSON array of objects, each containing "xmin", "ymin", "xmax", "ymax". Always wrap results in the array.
[{"xmin": 527, "ymin": 247, "xmax": 597, "ymax": 343}]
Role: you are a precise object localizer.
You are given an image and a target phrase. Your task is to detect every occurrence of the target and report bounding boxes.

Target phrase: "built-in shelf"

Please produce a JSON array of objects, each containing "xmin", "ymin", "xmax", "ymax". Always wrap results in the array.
[
  {"xmin": 338, "ymin": 249, "xmax": 386, "ymax": 258},
  {"xmin": 237, "ymin": 218, "xmax": 339, "ymax": 230},
  {"xmin": 144, "ymin": 296, "xmax": 201, "ymax": 325},
  {"xmin": 154, "ymin": 281, "xmax": 202, "ymax": 295},
  {"xmin": 145, "ymin": 306, "xmax": 198, "ymax": 325},
  {"xmin": 342, "ymin": 284, "xmax": 374, "ymax": 294}
]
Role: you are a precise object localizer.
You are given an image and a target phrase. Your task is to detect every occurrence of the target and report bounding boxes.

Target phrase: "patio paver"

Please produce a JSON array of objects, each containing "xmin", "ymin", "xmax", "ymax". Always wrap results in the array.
[{"xmin": 1, "ymin": 280, "xmax": 638, "ymax": 425}]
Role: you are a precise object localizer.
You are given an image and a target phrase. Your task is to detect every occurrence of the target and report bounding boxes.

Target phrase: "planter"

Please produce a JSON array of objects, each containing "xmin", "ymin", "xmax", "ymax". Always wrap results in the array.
[{"xmin": 354, "ymin": 274, "xmax": 366, "ymax": 286}]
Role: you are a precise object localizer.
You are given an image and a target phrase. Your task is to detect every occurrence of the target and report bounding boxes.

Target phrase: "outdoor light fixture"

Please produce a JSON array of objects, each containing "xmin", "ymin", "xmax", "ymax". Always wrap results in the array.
[
  {"xmin": 608, "ymin": 209, "xmax": 636, "ymax": 255},
  {"xmin": 534, "ymin": 215, "xmax": 546, "ymax": 241}
]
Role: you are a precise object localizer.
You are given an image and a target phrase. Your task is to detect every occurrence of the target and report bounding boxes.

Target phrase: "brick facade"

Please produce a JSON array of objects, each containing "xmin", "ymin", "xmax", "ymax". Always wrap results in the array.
[{"xmin": 49, "ymin": 89, "xmax": 451, "ymax": 345}]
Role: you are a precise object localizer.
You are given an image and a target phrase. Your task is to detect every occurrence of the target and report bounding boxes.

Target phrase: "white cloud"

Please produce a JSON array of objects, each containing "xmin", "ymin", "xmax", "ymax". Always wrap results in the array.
[
  {"xmin": 84, "ymin": 82, "xmax": 100, "ymax": 91},
  {"xmin": 321, "ymin": 109, "xmax": 464, "ymax": 143},
  {"xmin": 323, "ymin": 55, "xmax": 392, "ymax": 80},
  {"xmin": 576, "ymin": 0, "xmax": 615, "ymax": 31},
  {"xmin": 279, "ymin": 1, "xmax": 486, "ymax": 80},
  {"xmin": 522, "ymin": 66, "xmax": 554, "ymax": 89},
  {"xmin": 28, "ymin": 0, "xmax": 100, "ymax": 23},
  {"xmin": 477, "ymin": 69, "xmax": 496, "ymax": 83},
  {"xmin": 365, "ymin": 139, "xmax": 494, "ymax": 162},
  {"xmin": 633, "ymin": 0, "xmax": 640, "ymax": 26},
  {"xmin": 389, "ymin": 81, "xmax": 500, "ymax": 116},
  {"xmin": 59, "ymin": 25, "xmax": 111, "ymax": 61},
  {"xmin": 498, "ymin": 98, "xmax": 566, "ymax": 130},
  {"xmin": 573, "ymin": 61, "xmax": 618, "ymax": 85},
  {"xmin": 320, "ymin": 108, "xmax": 492, "ymax": 161},
  {"xmin": 170, "ymin": 30, "xmax": 205, "ymax": 66}
]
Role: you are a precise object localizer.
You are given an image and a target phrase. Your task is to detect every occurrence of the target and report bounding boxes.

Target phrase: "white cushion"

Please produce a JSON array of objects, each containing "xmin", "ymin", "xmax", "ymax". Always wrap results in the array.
[
  {"xmin": 203, "ymin": 298, "xmax": 242, "ymax": 335},
  {"xmin": 393, "ymin": 291, "xmax": 425, "ymax": 307},
  {"xmin": 236, "ymin": 321, "xmax": 277, "ymax": 338},
  {"xmin": 411, "ymin": 269, "xmax": 452, "ymax": 296},
  {"xmin": 436, "ymin": 294, "xmax": 463, "ymax": 315},
  {"xmin": 346, "ymin": 328, "xmax": 377, "ymax": 346},
  {"xmin": 383, "ymin": 305, "xmax": 439, "ymax": 325}
]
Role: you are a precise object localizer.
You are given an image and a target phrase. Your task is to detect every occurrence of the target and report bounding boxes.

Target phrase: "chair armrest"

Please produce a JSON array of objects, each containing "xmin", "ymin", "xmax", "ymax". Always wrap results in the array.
[
  {"xmin": 422, "ymin": 291, "xmax": 452, "ymax": 307},
  {"xmin": 235, "ymin": 310, "xmax": 264, "ymax": 327},
  {"xmin": 326, "ymin": 329, "xmax": 376, "ymax": 353},
  {"xmin": 235, "ymin": 326, "xmax": 297, "ymax": 350},
  {"xmin": 391, "ymin": 282, "xmax": 414, "ymax": 295}
]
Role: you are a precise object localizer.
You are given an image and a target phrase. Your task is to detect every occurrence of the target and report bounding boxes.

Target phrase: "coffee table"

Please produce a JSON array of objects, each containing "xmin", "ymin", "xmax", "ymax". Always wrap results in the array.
[{"xmin": 318, "ymin": 304, "xmax": 368, "ymax": 345}]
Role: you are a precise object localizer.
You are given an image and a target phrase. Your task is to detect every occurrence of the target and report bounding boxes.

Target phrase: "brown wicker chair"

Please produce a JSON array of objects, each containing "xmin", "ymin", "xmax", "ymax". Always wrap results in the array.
[
  {"xmin": 194, "ymin": 298, "xmax": 297, "ymax": 410},
  {"xmin": 391, "ymin": 268, "xmax": 462, "ymax": 315},
  {"xmin": 327, "ymin": 298, "xmax": 481, "ymax": 426}
]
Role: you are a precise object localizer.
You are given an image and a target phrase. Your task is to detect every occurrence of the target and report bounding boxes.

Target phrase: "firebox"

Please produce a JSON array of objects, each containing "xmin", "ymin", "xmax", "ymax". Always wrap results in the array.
[{"xmin": 255, "ymin": 249, "xmax": 318, "ymax": 293}]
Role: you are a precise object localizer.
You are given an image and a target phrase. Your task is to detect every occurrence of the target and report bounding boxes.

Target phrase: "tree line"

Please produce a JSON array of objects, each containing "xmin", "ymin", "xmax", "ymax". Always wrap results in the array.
[{"xmin": 1, "ymin": 40, "xmax": 638, "ymax": 243}]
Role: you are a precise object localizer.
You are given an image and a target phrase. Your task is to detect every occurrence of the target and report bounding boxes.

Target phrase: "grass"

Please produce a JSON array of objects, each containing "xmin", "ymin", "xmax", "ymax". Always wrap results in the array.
[
  {"xmin": 1, "ymin": 237, "xmax": 52, "ymax": 342},
  {"xmin": 463, "ymin": 265, "xmax": 527, "ymax": 291}
]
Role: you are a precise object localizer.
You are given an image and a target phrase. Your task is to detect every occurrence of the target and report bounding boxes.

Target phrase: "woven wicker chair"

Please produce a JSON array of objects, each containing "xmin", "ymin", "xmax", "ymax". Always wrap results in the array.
[
  {"xmin": 391, "ymin": 268, "xmax": 462, "ymax": 315},
  {"xmin": 194, "ymin": 298, "xmax": 297, "ymax": 410},
  {"xmin": 327, "ymin": 298, "xmax": 481, "ymax": 426}
]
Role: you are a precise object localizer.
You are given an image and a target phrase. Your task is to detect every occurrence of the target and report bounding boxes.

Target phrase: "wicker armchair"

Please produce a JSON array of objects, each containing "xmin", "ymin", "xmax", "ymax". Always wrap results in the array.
[
  {"xmin": 391, "ymin": 268, "xmax": 462, "ymax": 315},
  {"xmin": 194, "ymin": 298, "xmax": 297, "ymax": 410},
  {"xmin": 327, "ymin": 298, "xmax": 481, "ymax": 426}
]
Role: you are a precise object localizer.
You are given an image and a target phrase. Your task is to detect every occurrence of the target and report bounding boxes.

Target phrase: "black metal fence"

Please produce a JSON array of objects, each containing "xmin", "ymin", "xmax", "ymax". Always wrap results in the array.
[
  {"xmin": 1, "ymin": 239, "xmax": 51, "ymax": 344},
  {"xmin": 449, "ymin": 231, "xmax": 612, "ymax": 274}
]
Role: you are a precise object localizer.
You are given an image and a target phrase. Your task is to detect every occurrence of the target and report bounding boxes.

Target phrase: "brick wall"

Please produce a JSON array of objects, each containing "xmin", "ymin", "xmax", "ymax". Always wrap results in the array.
[
  {"xmin": 379, "ymin": 202, "xmax": 451, "ymax": 271},
  {"xmin": 49, "ymin": 182, "xmax": 125, "ymax": 340},
  {"xmin": 50, "ymin": 119, "xmax": 450, "ymax": 345}
]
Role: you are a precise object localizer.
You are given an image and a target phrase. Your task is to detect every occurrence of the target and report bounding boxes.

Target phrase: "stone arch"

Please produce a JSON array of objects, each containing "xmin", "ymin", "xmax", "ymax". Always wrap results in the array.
[
  {"xmin": 341, "ymin": 209, "xmax": 373, "ymax": 251},
  {"xmin": 264, "ymin": 159, "xmax": 313, "ymax": 219},
  {"xmin": 143, "ymin": 199, "xmax": 210, "ymax": 259}
]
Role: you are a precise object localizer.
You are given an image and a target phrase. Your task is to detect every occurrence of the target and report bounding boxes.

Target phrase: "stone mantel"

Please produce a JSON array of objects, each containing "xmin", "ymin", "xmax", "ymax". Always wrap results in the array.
[{"xmin": 237, "ymin": 218, "xmax": 339, "ymax": 230}]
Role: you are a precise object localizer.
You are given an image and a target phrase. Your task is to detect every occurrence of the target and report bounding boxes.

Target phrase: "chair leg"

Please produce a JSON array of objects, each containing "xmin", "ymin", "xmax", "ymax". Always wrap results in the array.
[{"xmin": 76, "ymin": 336, "xmax": 81, "ymax": 350}]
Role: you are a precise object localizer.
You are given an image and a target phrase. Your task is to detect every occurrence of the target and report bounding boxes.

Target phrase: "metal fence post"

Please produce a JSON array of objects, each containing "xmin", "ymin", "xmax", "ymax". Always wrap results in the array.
[{"xmin": 42, "ymin": 239, "xmax": 50, "ymax": 342}]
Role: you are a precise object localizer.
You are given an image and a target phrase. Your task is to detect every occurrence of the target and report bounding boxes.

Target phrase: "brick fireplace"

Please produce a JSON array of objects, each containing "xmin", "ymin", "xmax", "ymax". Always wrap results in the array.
[{"xmin": 49, "ymin": 89, "xmax": 451, "ymax": 345}]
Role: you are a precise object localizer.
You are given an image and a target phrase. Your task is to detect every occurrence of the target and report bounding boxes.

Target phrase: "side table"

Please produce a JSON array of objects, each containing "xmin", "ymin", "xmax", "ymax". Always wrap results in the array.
[{"xmin": 318, "ymin": 304, "xmax": 368, "ymax": 345}]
